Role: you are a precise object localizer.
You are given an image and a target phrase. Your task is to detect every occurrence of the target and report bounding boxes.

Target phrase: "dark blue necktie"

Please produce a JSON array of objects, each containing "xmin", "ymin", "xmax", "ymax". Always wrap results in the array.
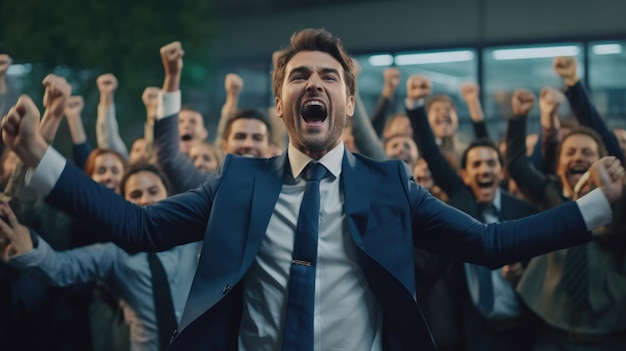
[
  {"xmin": 282, "ymin": 162, "xmax": 327, "ymax": 351},
  {"xmin": 468, "ymin": 203, "xmax": 497, "ymax": 316},
  {"xmin": 562, "ymin": 244, "xmax": 589, "ymax": 305},
  {"xmin": 148, "ymin": 252, "xmax": 178, "ymax": 351}
]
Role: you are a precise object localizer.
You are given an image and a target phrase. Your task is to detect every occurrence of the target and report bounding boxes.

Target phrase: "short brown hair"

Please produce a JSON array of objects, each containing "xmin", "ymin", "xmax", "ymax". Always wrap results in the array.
[
  {"xmin": 272, "ymin": 28, "xmax": 356, "ymax": 99},
  {"xmin": 556, "ymin": 126, "xmax": 607, "ymax": 161},
  {"xmin": 120, "ymin": 163, "xmax": 171, "ymax": 198},
  {"xmin": 426, "ymin": 95, "xmax": 456, "ymax": 114},
  {"xmin": 84, "ymin": 148, "xmax": 129, "ymax": 177}
]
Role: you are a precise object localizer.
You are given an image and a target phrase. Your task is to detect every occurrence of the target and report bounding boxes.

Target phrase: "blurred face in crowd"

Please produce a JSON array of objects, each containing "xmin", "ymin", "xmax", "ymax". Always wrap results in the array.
[
  {"xmin": 413, "ymin": 158, "xmax": 434, "ymax": 190},
  {"xmin": 90, "ymin": 153, "xmax": 125, "ymax": 193},
  {"xmin": 427, "ymin": 100, "xmax": 458, "ymax": 139},
  {"xmin": 188, "ymin": 142, "xmax": 220, "ymax": 174},
  {"xmin": 557, "ymin": 133, "xmax": 600, "ymax": 197},
  {"xmin": 383, "ymin": 115, "xmax": 412, "ymax": 140},
  {"xmin": 179, "ymin": 109, "xmax": 208, "ymax": 153},
  {"xmin": 123, "ymin": 171, "xmax": 167, "ymax": 206},
  {"xmin": 461, "ymin": 146, "xmax": 503, "ymax": 203},
  {"xmin": 222, "ymin": 118, "xmax": 269, "ymax": 158},
  {"xmin": 385, "ymin": 135, "xmax": 419, "ymax": 170},
  {"xmin": 129, "ymin": 138, "xmax": 148, "ymax": 165},
  {"xmin": 275, "ymin": 50, "xmax": 354, "ymax": 159}
]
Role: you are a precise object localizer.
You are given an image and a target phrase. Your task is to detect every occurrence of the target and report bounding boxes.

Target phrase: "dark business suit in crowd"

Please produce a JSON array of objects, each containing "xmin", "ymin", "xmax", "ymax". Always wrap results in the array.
[
  {"xmin": 408, "ymin": 104, "xmax": 538, "ymax": 350},
  {"xmin": 35, "ymin": 130, "xmax": 599, "ymax": 351}
]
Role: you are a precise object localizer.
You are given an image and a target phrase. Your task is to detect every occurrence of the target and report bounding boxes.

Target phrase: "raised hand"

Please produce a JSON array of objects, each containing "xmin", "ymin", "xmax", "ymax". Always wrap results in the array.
[
  {"xmin": 575, "ymin": 156, "xmax": 625, "ymax": 202},
  {"xmin": 0, "ymin": 54, "xmax": 11, "ymax": 76},
  {"xmin": 97, "ymin": 73, "xmax": 118, "ymax": 105},
  {"xmin": 511, "ymin": 89, "xmax": 535, "ymax": 117},
  {"xmin": 64, "ymin": 96, "xmax": 84, "ymax": 120},
  {"xmin": 141, "ymin": 86, "xmax": 161, "ymax": 126},
  {"xmin": 460, "ymin": 82, "xmax": 480, "ymax": 102},
  {"xmin": 224, "ymin": 73, "xmax": 243, "ymax": 96},
  {"xmin": 539, "ymin": 87, "xmax": 564, "ymax": 129},
  {"xmin": 553, "ymin": 56, "xmax": 579, "ymax": 86},
  {"xmin": 0, "ymin": 201, "xmax": 32, "ymax": 262},
  {"xmin": 160, "ymin": 41, "xmax": 184, "ymax": 77},
  {"xmin": 42, "ymin": 74, "xmax": 72, "ymax": 118},
  {"xmin": 1, "ymin": 95, "xmax": 47, "ymax": 168},
  {"xmin": 406, "ymin": 75, "xmax": 432, "ymax": 101},
  {"xmin": 141, "ymin": 86, "xmax": 160, "ymax": 109},
  {"xmin": 160, "ymin": 41, "xmax": 184, "ymax": 92},
  {"xmin": 65, "ymin": 95, "xmax": 85, "ymax": 118},
  {"xmin": 382, "ymin": 68, "xmax": 400, "ymax": 98}
]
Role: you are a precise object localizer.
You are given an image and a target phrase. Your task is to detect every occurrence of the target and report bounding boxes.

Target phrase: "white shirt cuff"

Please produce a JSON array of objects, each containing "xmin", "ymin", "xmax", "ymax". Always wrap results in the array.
[
  {"xmin": 25, "ymin": 146, "xmax": 67, "ymax": 196},
  {"xmin": 575, "ymin": 187, "xmax": 612, "ymax": 231},
  {"xmin": 156, "ymin": 90, "xmax": 181, "ymax": 120}
]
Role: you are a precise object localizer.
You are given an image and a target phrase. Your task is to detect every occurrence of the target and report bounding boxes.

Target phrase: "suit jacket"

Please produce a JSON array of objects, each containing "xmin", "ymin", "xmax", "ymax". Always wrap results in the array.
[
  {"xmin": 154, "ymin": 114, "xmax": 207, "ymax": 195},
  {"xmin": 408, "ymin": 104, "xmax": 538, "ymax": 350},
  {"xmin": 45, "ymin": 147, "xmax": 591, "ymax": 351}
]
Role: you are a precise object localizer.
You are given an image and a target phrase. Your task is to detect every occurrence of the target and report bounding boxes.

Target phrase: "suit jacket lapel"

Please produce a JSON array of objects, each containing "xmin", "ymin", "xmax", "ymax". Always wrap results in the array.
[
  {"xmin": 240, "ymin": 153, "xmax": 285, "ymax": 275},
  {"xmin": 179, "ymin": 154, "xmax": 285, "ymax": 331},
  {"xmin": 342, "ymin": 151, "xmax": 373, "ymax": 248}
]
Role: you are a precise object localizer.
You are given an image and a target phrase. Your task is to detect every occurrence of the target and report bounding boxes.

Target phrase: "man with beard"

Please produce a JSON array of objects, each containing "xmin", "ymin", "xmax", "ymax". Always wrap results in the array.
[
  {"xmin": 406, "ymin": 75, "xmax": 538, "ymax": 351},
  {"xmin": 506, "ymin": 88, "xmax": 626, "ymax": 351},
  {"xmin": 2, "ymin": 29, "xmax": 623, "ymax": 351},
  {"xmin": 152, "ymin": 41, "xmax": 271, "ymax": 194}
]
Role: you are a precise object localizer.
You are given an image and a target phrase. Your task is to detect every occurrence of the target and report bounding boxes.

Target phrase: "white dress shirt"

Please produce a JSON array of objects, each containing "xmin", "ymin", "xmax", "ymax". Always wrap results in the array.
[
  {"xmin": 25, "ymin": 138, "xmax": 613, "ymax": 350},
  {"xmin": 239, "ymin": 142, "xmax": 383, "ymax": 351},
  {"xmin": 465, "ymin": 189, "xmax": 521, "ymax": 320}
]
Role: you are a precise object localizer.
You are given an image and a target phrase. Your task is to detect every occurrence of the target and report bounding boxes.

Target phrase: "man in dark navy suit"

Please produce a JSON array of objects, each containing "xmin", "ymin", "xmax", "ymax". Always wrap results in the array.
[{"xmin": 1, "ymin": 29, "xmax": 624, "ymax": 351}]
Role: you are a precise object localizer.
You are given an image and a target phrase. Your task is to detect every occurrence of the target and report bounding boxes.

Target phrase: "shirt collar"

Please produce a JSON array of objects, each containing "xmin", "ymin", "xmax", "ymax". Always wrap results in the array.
[
  {"xmin": 287, "ymin": 142, "xmax": 344, "ymax": 180},
  {"xmin": 477, "ymin": 187, "xmax": 502, "ymax": 212}
]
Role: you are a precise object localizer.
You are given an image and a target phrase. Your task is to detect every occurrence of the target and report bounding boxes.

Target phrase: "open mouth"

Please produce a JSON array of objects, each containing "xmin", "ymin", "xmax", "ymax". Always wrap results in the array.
[
  {"xmin": 568, "ymin": 165, "xmax": 589, "ymax": 184},
  {"xmin": 181, "ymin": 134, "xmax": 192, "ymax": 141},
  {"xmin": 302, "ymin": 100, "xmax": 328, "ymax": 124},
  {"xmin": 436, "ymin": 116, "xmax": 452, "ymax": 125},
  {"xmin": 568, "ymin": 165, "xmax": 588, "ymax": 176},
  {"xmin": 235, "ymin": 152, "xmax": 257, "ymax": 158},
  {"xmin": 477, "ymin": 180, "xmax": 494, "ymax": 189}
]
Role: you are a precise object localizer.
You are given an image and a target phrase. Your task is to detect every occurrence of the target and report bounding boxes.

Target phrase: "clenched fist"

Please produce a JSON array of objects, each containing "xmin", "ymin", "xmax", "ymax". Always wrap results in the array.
[
  {"xmin": 142, "ymin": 87, "xmax": 161, "ymax": 109},
  {"xmin": 224, "ymin": 74, "xmax": 243, "ymax": 96},
  {"xmin": 511, "ymin": 89, "xmax": 535, "ymax": 116},
  {"xmin": 553, "ymin": 56, "xmax": 579, "ymax": 86},
  {"xmin": 382, "ymin": 68, "xmax": 400, "ymax": 98},
  {"xmin": 42, "ymin": 74, "xmax": 72, "ymax": 118},
  {"xmin": 406, "ymin": 75, "xmax": 432, "ymax": 101},
  {"xmin": 65, "ymin": 96, "xmax": 85, "ymax": 119},
  {"xmin": 1, "ymin": 95, "xmax": 48, "ymax": 168},
  {"xmin": 575, "ymin": 156, "xmax": 625, "ymax": 203},
  {"xmin": 160, "ymin": 41, "xmax": 185, "ymax": 77},
  {"xmin": 539, "ymin": 87, "xmax": 564, "ymax": 115},
  {"xmin": 97, "ymin": 73, "xmax": 118, "ymax": 95},
  {"xmin": 460, "ymin": 82, "xmax": 480, "ymax": 102}
]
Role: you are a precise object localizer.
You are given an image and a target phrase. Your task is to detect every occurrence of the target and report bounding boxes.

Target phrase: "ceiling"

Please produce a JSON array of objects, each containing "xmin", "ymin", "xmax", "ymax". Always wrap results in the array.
[{"xmin": 215, "ymin": 0, "xmax": 385, "ymax": 15}]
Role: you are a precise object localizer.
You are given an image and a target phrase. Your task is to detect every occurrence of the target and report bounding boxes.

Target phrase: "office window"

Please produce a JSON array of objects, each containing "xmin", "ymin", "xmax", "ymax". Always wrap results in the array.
[
  {"xmin": 482, "ymin": 43, "xmax": 584, "ymax": 138},
  {"xmin": 588, "ymin": 41, "xmax": 626, "ymax": 129},
  {"xmin": 354, "ymin": 49, "xmax": 477, "ymax": 136},
  {"xmin": 206, "ymin": 59, "xmax": 272, "ymax": 141}
]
